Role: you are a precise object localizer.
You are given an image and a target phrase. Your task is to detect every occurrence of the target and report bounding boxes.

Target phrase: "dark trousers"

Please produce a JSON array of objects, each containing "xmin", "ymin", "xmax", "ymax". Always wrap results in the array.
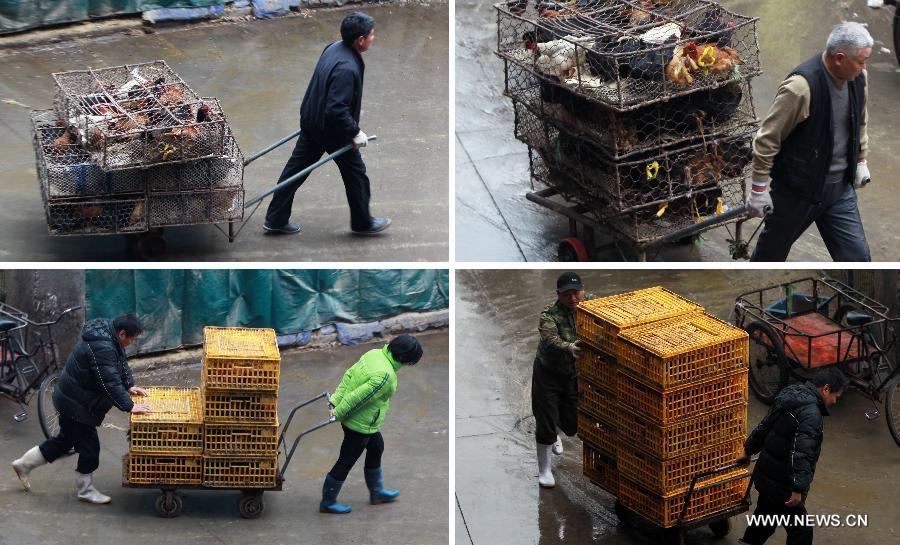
[
  {"xmin": 38, "ymin": 413, "xmax": 100, "ymax": 474},
  {"xmin": 741, "ymin": 493, "xmax": 813, "ymax": 545},
  {"xmin": 752, "ymin": 182, "xmax": 870, "ymax": 262},
  {"xmin": 264, "ymin": 130, "xmax": 374, "ymax": 231},
  {"xmin": 328, "ymin": 424, "xmax": 384, "ymax": 482},
  {"xmin": 531, "ymin": 362, "xmax": 578, "ymax": 445}
]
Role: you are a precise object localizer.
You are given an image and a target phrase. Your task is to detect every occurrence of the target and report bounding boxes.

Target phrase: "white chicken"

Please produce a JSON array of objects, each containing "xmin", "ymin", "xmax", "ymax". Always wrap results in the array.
[{"xmin": 533, "ymin": 35, "xmax": 593, "ymax": 80}]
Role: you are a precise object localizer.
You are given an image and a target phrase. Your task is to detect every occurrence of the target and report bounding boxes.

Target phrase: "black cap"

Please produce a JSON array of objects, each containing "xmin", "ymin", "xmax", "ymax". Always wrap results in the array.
[
  {"xmin": 388, "ymin": 334, "xmax": 423, "ymax": 364},
  {"xmin": 556, "ymin": 272, "xmax": 583, "ymax": 293}
]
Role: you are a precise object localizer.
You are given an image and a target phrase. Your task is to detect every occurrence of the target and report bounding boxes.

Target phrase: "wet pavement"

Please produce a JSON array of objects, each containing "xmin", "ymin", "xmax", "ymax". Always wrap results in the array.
[
  {"xmin": 455, "ymin": 270, "xmax": 900, "ymax": 544},
  {"xmin": 0, "ymin": 5, "xmax": 448, "ymax": 262},
  {"xmin": 455, "ymin": 0, "xmax": 900, "ymax": 261},
  {"xmin": 0, "ymin": 331, "xmax": 448, "ymax": 545}
]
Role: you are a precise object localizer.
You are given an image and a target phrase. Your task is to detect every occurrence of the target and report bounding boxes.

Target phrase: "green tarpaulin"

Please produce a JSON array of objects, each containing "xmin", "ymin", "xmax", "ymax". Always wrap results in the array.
[
  {"xmin": 0, "ymin": 1, "xmax": 220, "ymax": 34},
  {"xmin": 85, "ymin": 269, "xmax": 449, "ymax": 353}
]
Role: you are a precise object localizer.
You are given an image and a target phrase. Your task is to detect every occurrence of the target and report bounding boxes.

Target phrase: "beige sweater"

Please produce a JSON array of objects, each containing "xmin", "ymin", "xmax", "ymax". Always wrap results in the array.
[{"xmin": 752, "ymin": 54, "xmax": 868, "ymax": 183}]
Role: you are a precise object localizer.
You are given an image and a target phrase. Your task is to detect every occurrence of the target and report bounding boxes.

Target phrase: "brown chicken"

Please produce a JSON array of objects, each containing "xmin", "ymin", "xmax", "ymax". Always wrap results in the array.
[
  {"xmin": 666, "ymin": 41, "xmax": 742, "ymax": 86},
  {"xmin": 683, "ymin": 143, "xmax": 726, "ymax": 187},
  {"xmin": 48, "ymin": 128, "xmax": 75, "ymax": 154},
  {"xmin": 621, "ymin": 0, "xmax": 655, "ymax": 27},
  {"xmin": 158, "ymin": 85, "xmax": 186, "ymax": 107}
]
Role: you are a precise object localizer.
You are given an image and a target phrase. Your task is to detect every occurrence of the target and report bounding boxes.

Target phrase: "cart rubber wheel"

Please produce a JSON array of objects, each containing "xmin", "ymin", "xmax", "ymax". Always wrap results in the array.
[
  {"xmin": 37, "ymin": 372, "xmax": 61, "ymax": 440},
  {"xmin": 709, "ymin": 518, "xmax": 731, "ymax": 538},
  {"xmin": 613, "ymin": 500, "xmax": 635, "ymax": 528},
  {"xmin": 661, "ymin": 527, "xmax": 685, "ymax": 545},
  {"xmin": 155, "ymin": 491, "xmax": 182, "ymax": 518},
  {"xmin": 136, "ymin": 233, "xmax": 167, "ymax": 261},
  {"xmin": 746, "ymin": 321, "xmax": 789, "ymax": 405},
  {"xmin": 884, "ymin": 374, "xmax": 900, "ymax": 448},
  {"xmin": 558, "ymin": 237, "xmax": 588, "ymax": 262},
  {"xmin": 239, "ymin": 492, "xmax": 265, "ymax": 519}
]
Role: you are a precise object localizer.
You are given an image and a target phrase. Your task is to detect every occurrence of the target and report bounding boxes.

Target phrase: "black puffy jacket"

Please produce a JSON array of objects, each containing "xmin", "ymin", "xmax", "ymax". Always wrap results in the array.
[
  {"xmin": 299, "ymin": 40, "xmax": 364, "ymax": 144},
  {"xmin": 53, "ymin": 318, "xmax": 135, "ymax": 426},
  {"xmin": 743, "ymin": 382, "xmax": 828, "ymax": 502}
]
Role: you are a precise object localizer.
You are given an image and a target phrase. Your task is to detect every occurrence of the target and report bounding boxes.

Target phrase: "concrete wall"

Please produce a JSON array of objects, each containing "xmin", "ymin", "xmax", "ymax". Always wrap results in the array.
[{"xmin": 3, "ymin": 270, "xmax": 85, "ymax": 364}]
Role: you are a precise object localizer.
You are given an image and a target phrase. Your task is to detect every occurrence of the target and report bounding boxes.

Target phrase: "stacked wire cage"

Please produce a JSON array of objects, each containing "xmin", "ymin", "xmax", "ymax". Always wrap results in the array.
[
  {"xmin": 31, "ymin": 61, "xmax": 244, "ymax": 237},
  {"xmin": 576, "ymin": 286, "xmax": 752, "ymax": 527},
  {"xmin": 125, "ymin": 387, "xmax": 204, "ymax": 485},
  {"xmin": 201, "ymin": 326, "xmax": 281, "ymax": 488},
  {"xmin": 495, "ymin": 0, "xmax": 761, "ymax": 248}
]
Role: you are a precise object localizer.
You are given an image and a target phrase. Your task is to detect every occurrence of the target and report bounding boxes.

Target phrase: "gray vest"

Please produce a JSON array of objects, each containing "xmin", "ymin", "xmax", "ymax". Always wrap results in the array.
[{"xmin": 826, "ymin": 75, "xmax": 851, "ymax": 184}]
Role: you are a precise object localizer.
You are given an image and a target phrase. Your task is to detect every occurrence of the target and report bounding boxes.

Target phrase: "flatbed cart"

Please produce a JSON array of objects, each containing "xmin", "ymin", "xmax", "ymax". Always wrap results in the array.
[
  {"xmin": 526, "ymin": 188, "xmax": 758, "ymax": 262},
  {"xmin": 122, "ymin": 391, "xmax": 335, "ymax": 519},
  {"xmin": 613, "ymin": 461, "xmax": 754, "ymax": 545}
]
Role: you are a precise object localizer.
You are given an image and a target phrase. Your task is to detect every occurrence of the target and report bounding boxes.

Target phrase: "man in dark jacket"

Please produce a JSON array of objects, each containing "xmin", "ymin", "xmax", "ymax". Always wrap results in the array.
[
  {"xmin": 11, "ymin": 315, "xmax": 151, "ymax": 504},
  {"xmin": 748, "ymin": 22, "xmax": 873, "ymax": 261},
  {"xmin": 737, "ymin": 367, "xmax": 847, "ymax": 545},
  {"xmin": 263, "ymin": 11, "xmax": 390, "ymax": 236}
]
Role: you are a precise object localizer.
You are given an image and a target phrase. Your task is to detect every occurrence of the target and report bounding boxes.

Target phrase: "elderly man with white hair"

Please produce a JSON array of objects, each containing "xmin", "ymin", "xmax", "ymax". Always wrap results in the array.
[{"xmin": 748, "ymin": 21, "xmax": 873, "ymax": 261}]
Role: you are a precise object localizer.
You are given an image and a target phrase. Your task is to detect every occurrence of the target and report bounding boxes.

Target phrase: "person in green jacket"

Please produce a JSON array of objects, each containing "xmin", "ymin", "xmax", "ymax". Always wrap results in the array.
[{"xmin": 320, "ymin": 334, "xmax": 424, "ymax": 514}]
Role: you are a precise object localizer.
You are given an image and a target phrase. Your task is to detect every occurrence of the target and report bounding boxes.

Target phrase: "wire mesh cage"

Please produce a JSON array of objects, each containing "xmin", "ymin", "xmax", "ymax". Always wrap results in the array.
[
  {"xmin": 45, "ymin": 194, "xmax": 148, "ymax": 236},
  {"xmin": 495, "ymin": 0, "xmax": 761, "ymax": 111},
  {"xmin": 529, "ymin": 147, "xmax": 745, "ymax": 244},
  {"xmin": 148, "ymin": 188, "xmax": 244, "ymax": 228},
  {"xmin": 518, "ymin": 102, "xmax": 753, "ymax": 212},
  {"xmin": 52, "ymin": 62, "xmax": 228, "ymax": 170},
  {"xmin": 503, "ymin": 58, "xmax": 757, "ymax": 159}
]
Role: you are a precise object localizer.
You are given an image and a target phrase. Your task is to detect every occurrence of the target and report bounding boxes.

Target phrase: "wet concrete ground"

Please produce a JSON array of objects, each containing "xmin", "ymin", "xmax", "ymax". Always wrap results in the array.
[
  {"xmin": 455, "ymin": 271, "xmax": 900, "ymax": 544},
  {"xmin": 0, "ymin": 331, "xmax": 448, "ymax": 545},
  {"xmin": 455, "ymin": 0, "xmax": 900, "ymax": 261},
  {"xmin": 0, "ymin": 5, "xmax": 448, "ymax": 262}
]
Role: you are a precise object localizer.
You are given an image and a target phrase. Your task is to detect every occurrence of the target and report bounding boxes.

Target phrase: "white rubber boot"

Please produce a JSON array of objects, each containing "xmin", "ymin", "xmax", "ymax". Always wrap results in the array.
[
  {"xmin": 537, "ymin": 443, "xmax": 555, "ymax": 488},
  {"xmin": 12, "ymin": 446, "xmax": 48, "ymax": 491},
  {"xmin": 552, "ymin": 433, "xmax": 564, "ymax": 456},
  {"xmin": 76, "ymin": 473, "xmax": 111, "ymax": 504}
]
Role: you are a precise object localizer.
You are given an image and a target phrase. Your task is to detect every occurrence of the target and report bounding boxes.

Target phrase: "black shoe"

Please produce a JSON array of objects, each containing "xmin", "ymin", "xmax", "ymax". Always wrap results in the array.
[
  {"xmin": 352, "ymin": 217, "xmax": 391, "ymax": 236},
  {"xmin": 263, "ymin": 222, "xmax": 301, "ymax": 235}
]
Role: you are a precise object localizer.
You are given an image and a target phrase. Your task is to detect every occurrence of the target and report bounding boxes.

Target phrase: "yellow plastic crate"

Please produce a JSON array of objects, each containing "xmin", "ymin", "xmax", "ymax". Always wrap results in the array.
[
  {"xmin": 204, "ymin": 421, "xmax": 279, "ymax": 456},
  {"xmin": 617, "ymin": 404, "xmax": 747, "ymax": 460},
  {"xmin": 203, "ymin": 327, "xmax": 281, "ymax": 391},
  {"xmin": 576, "ymin": 287, "xmax": 703, "ymax": 357},
  {"xmin": 578, "ymin": 377, "xmax": 616, "ymax": 424},
  {"xmin": 618, "ymin": 469, "xmax": 750, "ymax": 528},
  {"xmin": 129, "ymin": 387, "xmax": 203, "ymax": 454},
  {"xmin": 617, "ymin": 369, "xmax": 748, "ymax": 425},
  {"xmin": 125, "ymin": 453, "xmax": 202, "ymax": 485},
  {"xmin": 583, "ymin": 443, "xmax": 618, "ymax": 495},
  {"xmin": 203, "ymin": 456, "xmax": 278, "ymax": 488},
  {"xmin": 617, "ymin": 438, "xmax": 744, "ymax": 495},
  {"xmin": 202, "ymin": 388, "xmax": 278, "ymax": 424},
  {"xmin": 577, "ymin": 347, "xmax": 617, "ymax": 390},
  {"xmin": 577, "ymin": 410, "xmax": 616, "ymax": 459},
  {"xmin": 618, "ymin": 313, "xmax": 749, "ymax": 390}
]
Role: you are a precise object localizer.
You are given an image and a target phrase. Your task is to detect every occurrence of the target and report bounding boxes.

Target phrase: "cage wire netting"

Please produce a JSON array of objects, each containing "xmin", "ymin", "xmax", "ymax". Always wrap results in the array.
[
  {"xmin": 497, "ymin": 0, "xmax": 760, "ymax": 248},
  {"xmin": 31, "ymin": 61, "xmax": 245, "ymax": 236}
]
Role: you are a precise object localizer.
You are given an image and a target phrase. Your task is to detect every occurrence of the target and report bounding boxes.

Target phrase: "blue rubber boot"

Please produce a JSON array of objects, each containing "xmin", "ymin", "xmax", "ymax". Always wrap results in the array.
[
  {"xmin": 319, "ymin": 474, "xmax": 352, "ymax": 514},
  {"xmin": 364, "ymin": 467, "xmax": 400, "ymax": 504}
]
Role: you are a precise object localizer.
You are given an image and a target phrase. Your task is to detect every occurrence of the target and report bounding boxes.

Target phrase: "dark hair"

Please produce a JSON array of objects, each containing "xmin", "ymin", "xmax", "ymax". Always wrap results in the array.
[
  {"xmin": 388, "ymin": 334, "xmax": 423, "ymax": 365},
  {"xmin": 341, "ymin": 12, "xmax": 375, "ymax": 45},
  {"xmin": 809, "ymin": 367, "xmax": 848, "ymax": 392},
  {"xmin": 113, "ymin": 314, "xmax": 142, "ymax": 338}
]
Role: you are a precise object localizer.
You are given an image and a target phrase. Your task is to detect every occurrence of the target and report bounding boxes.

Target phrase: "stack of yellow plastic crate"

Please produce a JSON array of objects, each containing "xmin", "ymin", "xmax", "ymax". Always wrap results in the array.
[
  {"xmin": 201, "ymin": 326, "xmax": 281, "ymax": 488},
  {"xmin": 576, "ymin": 286, "xmax": 751, "ymax": 528},
  {"xmin": 125, "ymin": 387, "xmax": 204, "ymax": 485}
]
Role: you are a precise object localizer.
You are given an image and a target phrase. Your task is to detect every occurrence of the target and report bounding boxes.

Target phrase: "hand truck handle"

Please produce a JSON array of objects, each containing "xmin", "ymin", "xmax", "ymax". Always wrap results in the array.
[
  {"xmin": 677, "ymin": 455, "xmax": 758, "ymax": 525},
  {"xmin": 278, "ymin": 391, "xmax": 336, "ymax": 475}
]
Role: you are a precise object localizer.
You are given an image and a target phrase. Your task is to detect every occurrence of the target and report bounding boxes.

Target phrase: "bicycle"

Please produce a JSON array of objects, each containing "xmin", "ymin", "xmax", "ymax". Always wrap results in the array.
[{"xmin": 0, "ymin": 303, "xmax": 81, "ymax": 439}]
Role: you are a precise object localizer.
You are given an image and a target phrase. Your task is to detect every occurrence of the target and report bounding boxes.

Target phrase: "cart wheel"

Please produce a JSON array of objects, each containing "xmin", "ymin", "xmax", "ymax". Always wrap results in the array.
[
  {"xmin": 884, "ymin": 374, "xmax": 900, "ymax": 448},
  {"xmin": 709, "ymin": 518, "xmax": 731, "ymax": 538},
  {"xmin": 37, "ymin": 372, "xmax": 61, "ymax": 440},
  {"xmin": 613, "ymin": 500, "xmax": 635, "ymax": 528},
  {"xmin": 661, "ymin": 527, "xmax": 685, "ymax": 545},
  {"xmin": 155, "ymin": 491, "xmax": 182, "ymax": 518},
  {"xmin": 136, "ymin": 233, "xmax": 167, "ymax": 261},
  {"xmin": 746, "ymin": 321, "xmax": 789, "ymax": 405},
  {"xmin": 239, "ymin": 492, "xmax": 265, "ymax": 519},
  {"xmin": 558, "ymin": 237, "xmax": 588, "ymax": 262}
]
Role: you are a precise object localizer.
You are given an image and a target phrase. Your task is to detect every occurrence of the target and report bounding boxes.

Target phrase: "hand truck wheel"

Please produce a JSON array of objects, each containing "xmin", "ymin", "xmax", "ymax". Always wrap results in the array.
[
  {"xmin": 558, "ymin": 237, "xmax": 588, "ymax": 262},
  {"xmin": 661, "ymin": 526, "xmax": 685, "ymax": 545},
  {"xmin": 613, "ymin": 499, "xmax": 635, "ymax": 528},
  {"xmin": 136, "ymin": 232, "xmax": 167, "ymax": 261},
  {"xmin": 155, "ymin": 490, "xmax": 182, "ymax": 518},
  {"xmin": 709, "ymin": 518, "xmax": 731, "ymax": 537},
  {"xmin": 239, "ymin": 491, "xmax": 265, "ymax": 519}
]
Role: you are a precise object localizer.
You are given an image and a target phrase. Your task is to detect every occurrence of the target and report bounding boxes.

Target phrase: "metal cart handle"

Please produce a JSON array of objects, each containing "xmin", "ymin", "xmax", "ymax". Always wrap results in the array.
[
  {"xmin": 677, "ymin": 455, "xmax": 759, "ymax": 525},
  {"xmin": 278, "ymin": 391, "xmax": 336, "ymax": 475},
  {"xmin": 645, "ymin": 205, "xmax": 750, "ymax": 249}
]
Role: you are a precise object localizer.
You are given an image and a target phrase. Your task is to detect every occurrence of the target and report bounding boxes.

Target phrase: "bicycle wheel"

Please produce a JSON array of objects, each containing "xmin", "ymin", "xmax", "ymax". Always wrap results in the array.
[
  {"xmin": 894, "ymin": 6, "xmax": 900, "ymax": 67},
  {"xmin": 37, "ymin": 372, "xmax": 61, "ymax": 440},
  {"xmin": 885, "ymin": 374, "xmax": 900, "ymax": 448},
  {"xmin": 746, "ymin": 321, "xmax": 789, "ymax": 405}
]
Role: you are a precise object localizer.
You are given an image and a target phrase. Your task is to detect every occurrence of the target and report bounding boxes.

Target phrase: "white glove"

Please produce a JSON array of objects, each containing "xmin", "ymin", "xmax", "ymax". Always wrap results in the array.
[
  {"xmin": 352, "ymin": 130, "xmax": 368, "ymax": 148},
  {"xmin": 567, "ymin": 340, "xmax": 582, "ymax": 359},
  {"xmin": 854, "ymin": 161, "xmax": 870, "ymax": 189},
  {"xmin": 746, "ymin": 181, "xmax": 773, "ymax": 218}
]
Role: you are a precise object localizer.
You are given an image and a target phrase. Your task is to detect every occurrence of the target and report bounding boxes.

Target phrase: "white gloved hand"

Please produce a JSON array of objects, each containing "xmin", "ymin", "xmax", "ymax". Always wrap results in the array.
[
  {"xmin": 352, "ymin": 130, "xmax": 368, "ymax": 148},
  {"xmin": 567, "ymin": 340, "xmax": 582, "ymax": 359},
  {"xmin": 746, "ymin": 181, "xmax": 773, "ymax": 218},
  {"xmin": 854, "ymin": 161, "xmax": 870, "ymax": 189}
]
